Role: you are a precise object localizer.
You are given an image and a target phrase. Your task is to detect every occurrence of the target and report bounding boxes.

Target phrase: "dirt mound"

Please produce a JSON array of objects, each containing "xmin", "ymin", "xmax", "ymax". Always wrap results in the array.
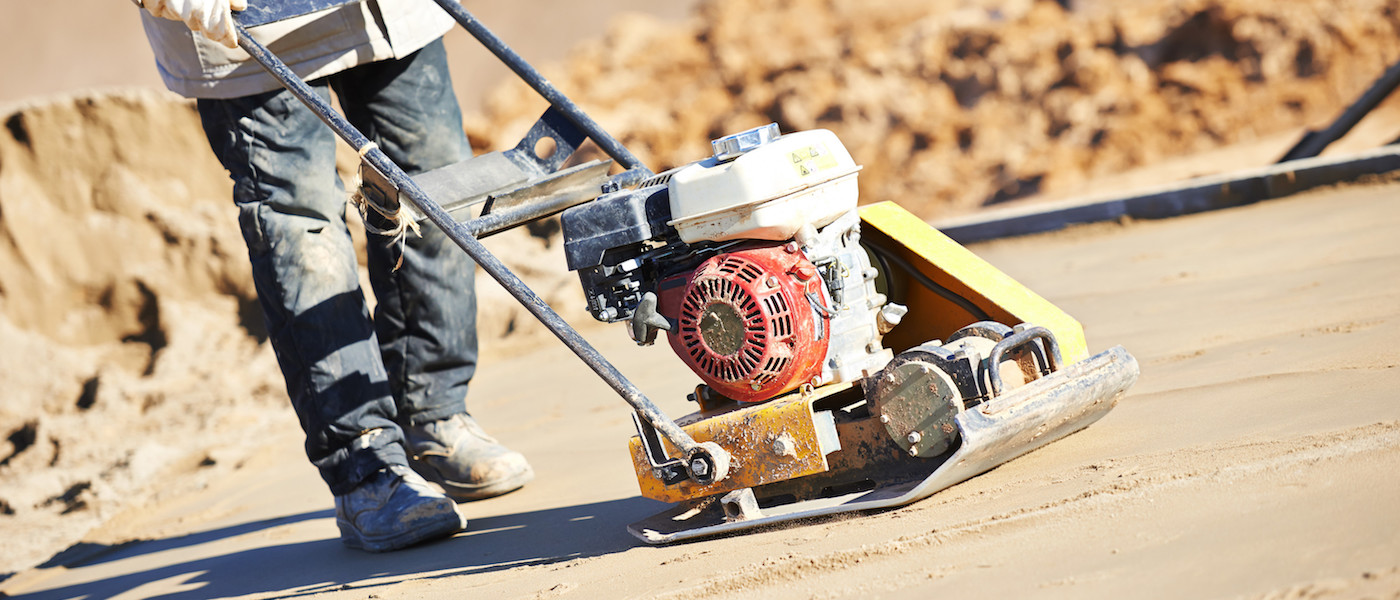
[
  {"xmin": 466, "ymin": 0, "xmax": 1400, "ymax": 216},
  {"xmin": 0, "ymin": 89, "xmax": 275, "ymax": 572},
  {"xmin": 0, "ymin": 90, "xmax": 582, "ymax": 574}
]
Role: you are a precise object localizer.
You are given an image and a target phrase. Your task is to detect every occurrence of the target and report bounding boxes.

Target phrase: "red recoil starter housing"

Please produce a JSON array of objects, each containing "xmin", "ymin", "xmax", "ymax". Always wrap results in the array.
[{"xmin": 658, "ymin": 243, "xmax": 831, "ymax": 403}]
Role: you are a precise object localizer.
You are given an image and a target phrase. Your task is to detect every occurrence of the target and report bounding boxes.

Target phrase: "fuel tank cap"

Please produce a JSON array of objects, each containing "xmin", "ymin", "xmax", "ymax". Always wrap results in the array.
[{"xmin": 711, "ymin": 123, "xmax": 782, "ymax": 162}]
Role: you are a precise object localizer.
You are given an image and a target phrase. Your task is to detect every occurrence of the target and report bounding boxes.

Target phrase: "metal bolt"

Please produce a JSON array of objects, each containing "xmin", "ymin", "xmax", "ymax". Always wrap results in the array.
[
  {"xmin": 767, "ymin": 277, "xmax": 779, "ymax": 289},
  {"xmin": 690, "ymin": 458, "xmax": 710, "ymax": 478},
  {"xmin": 772, "ymin": 437, "xmax": 794, "ymax": 456},
  {"xmin": 907, "ymin": 431, "xmax": 923, "ymax": 444},
  {"xmin": 908, "ymin": 447, "xmax": 920, "ymax": 456},
  {"xmin": 878, "ymin": 414, "xmax": 891, "ymax": 424},
  {"xmin": 750, "ymin": 380, "xmax": 763, "ymax": 391}
]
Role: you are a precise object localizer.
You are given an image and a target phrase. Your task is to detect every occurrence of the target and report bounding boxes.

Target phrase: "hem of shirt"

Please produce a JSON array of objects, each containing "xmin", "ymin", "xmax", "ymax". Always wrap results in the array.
[{"xmin": 157, "ymin": 41, "xmax": 383, "ymax": 99}]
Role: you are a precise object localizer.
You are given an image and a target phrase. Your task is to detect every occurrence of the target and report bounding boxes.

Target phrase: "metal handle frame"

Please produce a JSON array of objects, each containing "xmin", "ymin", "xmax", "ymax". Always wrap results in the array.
[
  {"xmin": 429, "ymin": 0, "xmax": 649, "ymax": 175},
  {"xmin": 231, "ymin": 15, "xmax": 723, "ymax": 484}
]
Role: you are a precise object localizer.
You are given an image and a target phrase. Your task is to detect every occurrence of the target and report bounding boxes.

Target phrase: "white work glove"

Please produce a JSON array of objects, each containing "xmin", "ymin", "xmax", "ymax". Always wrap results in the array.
[{"xmin": 140, "ymin": 0, "xmax": 249, "ymax": 49}]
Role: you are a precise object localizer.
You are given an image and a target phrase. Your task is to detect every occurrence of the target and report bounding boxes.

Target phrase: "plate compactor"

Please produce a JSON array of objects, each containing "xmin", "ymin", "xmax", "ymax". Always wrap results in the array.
[{"xmin": 235, "ymin": 0, "xmax": 1139, "ymax": 544}]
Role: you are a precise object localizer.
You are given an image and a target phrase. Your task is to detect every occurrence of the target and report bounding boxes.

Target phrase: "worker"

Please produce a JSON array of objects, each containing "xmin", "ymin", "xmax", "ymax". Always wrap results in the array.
[{"xmin": 134, "ymin": 0, "xmax": 533, "ymax": 552}]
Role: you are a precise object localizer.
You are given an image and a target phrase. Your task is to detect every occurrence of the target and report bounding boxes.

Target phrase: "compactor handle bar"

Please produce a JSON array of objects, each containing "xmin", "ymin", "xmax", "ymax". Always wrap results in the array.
[
  {"xmin": 427, "ymin": 0, "xmax": 649, "ymax": 175},
  {"xmin": 230, "ymin": 4, "xmax": 724, "ymax": 484}
]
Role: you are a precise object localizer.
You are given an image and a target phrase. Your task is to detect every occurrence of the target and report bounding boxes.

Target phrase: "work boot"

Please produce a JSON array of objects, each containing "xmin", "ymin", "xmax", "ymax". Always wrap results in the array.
[
  {"xmin": 404, "ymin": 413, "xmax": 534, "ymax": 501},
  {"xmin": 335, "ymin": 464, "xmax": 466, "ymax": 552}
]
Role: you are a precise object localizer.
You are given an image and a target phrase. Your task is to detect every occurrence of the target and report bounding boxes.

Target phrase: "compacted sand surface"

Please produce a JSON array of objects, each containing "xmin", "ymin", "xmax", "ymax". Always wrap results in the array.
[{"xmin": 4, "ymin": 179, "xmax": 1397, "ymax": 599}]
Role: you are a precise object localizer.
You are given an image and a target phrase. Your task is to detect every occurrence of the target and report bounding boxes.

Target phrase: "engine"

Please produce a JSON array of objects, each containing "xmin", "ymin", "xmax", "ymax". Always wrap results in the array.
[
  {"xmin": 562, "ymin": 124, "xmax": 907, "ymax": 404},
  {"xmin": 661, "ymin": 243, "xmax": 828, "ymax": 402}
]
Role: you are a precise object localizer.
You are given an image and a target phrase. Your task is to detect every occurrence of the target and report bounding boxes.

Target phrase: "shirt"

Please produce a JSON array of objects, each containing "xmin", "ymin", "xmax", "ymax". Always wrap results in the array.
[{"xmin": 139, "ymin": 0, "xmax": 454, "ymax": 99}]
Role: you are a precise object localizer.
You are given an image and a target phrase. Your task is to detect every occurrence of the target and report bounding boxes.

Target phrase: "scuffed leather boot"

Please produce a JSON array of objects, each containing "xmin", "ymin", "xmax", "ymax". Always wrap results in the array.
[
  {"xmin": 404, "ymin": 414, "xmax": 534, "ymax": 501},
  {"xmin": 335, "ymin": 464, "xmax": 466, "ymax": 552}
]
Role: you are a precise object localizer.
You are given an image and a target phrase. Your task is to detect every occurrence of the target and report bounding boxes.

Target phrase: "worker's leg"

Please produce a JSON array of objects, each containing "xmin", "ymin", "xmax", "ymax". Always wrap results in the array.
[
  {"xmin": 198, "ymin": 85, "xmax": 463, "ymax": 551},
  {"xmin": 332, "ymin": 38, "xmax": 533, "ymax": 500},
  {"xmin": 197, "ymin": 86, "xmax": 410, "ymax": 494},
  {"xmin": 331, "ymin": 39, "xmax": 475, "ymax": 426}
]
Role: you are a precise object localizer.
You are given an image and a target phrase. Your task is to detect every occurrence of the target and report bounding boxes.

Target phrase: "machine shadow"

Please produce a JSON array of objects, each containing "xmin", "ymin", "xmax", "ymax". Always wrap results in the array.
[{"xmin": 16, "ymin": 496, "xmax": 666, "ymax": 600}]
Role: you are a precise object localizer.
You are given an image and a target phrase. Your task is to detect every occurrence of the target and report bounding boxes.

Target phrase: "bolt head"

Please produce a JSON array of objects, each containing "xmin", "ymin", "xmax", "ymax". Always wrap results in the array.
[
  {"xmin": 690, "ymin": 458, "xmax": 710, "ymax": 477},
  {"xmin": 907, "ymin": 431, "xmax": 923, "ymax": 444},
  {"xmin": 878, "ymin": 414, "xmax": 891, "ymax": 424}
]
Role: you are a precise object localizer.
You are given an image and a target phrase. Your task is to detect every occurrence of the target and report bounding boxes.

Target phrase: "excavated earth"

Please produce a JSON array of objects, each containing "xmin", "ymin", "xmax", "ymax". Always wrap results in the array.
[
  {"xmin": 1, "ymin": 0, "xmax": 1399, "ymax": 596},
  {"xmin": 466, "ymin": 0, "xmax": 1400, "ymax": 215}
]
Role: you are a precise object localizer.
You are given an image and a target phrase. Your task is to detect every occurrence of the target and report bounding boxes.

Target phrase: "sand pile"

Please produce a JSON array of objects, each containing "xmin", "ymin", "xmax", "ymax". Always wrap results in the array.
[
  {"xmin": 0, "ymin": 90, "xmax": 580, "ymax": 574},
  {"xmin": 467, "ymin": 0, "xmax": 1400, "ymax": 216},
  {"xmin": 0, "ymin": 90, "xmax": 280, "ymax": 572}
]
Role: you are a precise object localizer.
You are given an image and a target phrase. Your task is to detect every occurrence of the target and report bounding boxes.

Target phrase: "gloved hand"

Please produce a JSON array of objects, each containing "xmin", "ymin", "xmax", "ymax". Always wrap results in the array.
[{"xmin": 140, "ymin": 0, "xmax": 249, "ymax": 49}]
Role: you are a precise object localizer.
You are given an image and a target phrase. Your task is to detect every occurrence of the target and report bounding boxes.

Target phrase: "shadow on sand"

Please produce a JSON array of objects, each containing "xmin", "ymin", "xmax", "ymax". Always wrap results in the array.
[{"xmin": 12, "ymin": 496, "xmax": 668, "ymax": 599}]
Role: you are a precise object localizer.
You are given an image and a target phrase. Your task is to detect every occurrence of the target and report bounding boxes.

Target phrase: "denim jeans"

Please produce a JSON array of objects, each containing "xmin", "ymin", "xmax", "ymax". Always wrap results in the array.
[{"xmin": 197, "ymin": 39, "xmax": 478, "ymax": 495}]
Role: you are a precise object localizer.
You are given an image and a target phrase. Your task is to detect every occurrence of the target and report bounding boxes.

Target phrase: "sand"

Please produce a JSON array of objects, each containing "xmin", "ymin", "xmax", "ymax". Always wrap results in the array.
[
  {"xmin": 4, "ymin": 178, "xmax": 1397, "ymax": 599},
  {"xmin": 462, "ymin": 0, "xmax": 1400, "ymax": 217},
  {"xmin": 1, "ymin": 0, "xmax": 1399, "ymax": 597}
]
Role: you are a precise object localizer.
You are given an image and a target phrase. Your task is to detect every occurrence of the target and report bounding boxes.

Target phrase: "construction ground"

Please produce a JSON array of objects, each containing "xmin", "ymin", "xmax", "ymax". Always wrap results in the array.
[{"xmin": 1, "ymin": 1, "xmax": 1398, "ymax": 598}]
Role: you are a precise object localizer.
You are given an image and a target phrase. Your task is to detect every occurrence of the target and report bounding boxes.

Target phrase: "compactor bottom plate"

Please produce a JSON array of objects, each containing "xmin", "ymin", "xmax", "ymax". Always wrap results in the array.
[{"xmin": 628, "ymin": 345, "xmax": 1139, "ymax": 544}]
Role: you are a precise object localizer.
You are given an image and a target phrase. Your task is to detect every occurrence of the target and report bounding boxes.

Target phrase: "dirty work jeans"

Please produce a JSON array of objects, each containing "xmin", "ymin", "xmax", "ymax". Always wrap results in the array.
[{"xmin": 197, "ymin": 39, "xmax": 478, "ymax": 495}]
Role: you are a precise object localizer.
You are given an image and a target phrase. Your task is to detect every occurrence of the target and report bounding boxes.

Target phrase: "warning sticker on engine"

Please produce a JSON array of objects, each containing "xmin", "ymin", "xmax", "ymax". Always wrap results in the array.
[{"xmin": 791, "ymin": 144, "xmax": 839, "ymax": 178}]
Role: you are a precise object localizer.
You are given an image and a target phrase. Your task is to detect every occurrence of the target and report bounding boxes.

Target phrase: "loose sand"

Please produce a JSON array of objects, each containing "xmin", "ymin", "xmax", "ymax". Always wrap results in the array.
[{"xmin": 463, "ymin": 0, "xmax": 1400, "ymax": 216}]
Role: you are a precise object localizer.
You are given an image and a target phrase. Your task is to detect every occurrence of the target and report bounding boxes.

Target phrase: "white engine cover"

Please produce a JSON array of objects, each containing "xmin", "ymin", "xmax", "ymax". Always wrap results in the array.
[{"xmin": 667, "ymin": 129, "xmax": 861, "ymax": 244}]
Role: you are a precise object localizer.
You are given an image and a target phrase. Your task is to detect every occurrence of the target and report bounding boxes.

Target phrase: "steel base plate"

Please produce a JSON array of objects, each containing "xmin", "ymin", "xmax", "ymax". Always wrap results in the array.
[{"xmin": 628, "ymin": 345, "xmax": 1139, "ymax": 544}]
